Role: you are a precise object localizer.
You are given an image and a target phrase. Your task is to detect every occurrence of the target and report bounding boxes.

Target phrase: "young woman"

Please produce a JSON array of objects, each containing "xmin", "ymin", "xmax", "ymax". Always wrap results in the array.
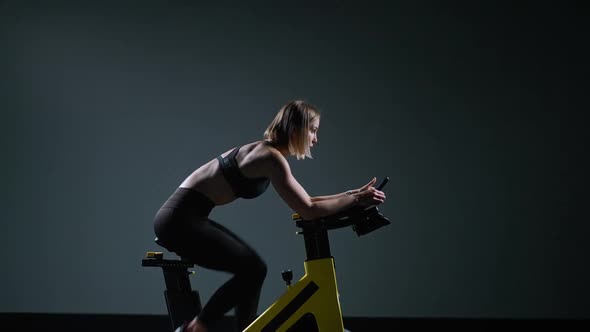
[{"xmin": 153, "ymin": 100, "xmax": 386, "ymax": 332}]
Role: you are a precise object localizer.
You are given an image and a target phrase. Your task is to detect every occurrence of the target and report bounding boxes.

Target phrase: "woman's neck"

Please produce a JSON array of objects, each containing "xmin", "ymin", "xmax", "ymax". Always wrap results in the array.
[{"xmin": 263, "ymin": 140, "xmax": 290, "ymax": 157}]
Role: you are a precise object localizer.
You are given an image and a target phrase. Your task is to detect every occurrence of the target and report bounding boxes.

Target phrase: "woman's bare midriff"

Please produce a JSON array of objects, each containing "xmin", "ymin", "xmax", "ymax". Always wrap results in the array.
[{"xmin": 179, "ymin": 141, "xmax": 276, "ymax": 206}]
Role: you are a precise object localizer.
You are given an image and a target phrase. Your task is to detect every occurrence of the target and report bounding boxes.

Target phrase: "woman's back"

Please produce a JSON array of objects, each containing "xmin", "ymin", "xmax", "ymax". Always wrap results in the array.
[{"xmin": 179, "ymin": 140, "xmax": 279, "ymax": 206}]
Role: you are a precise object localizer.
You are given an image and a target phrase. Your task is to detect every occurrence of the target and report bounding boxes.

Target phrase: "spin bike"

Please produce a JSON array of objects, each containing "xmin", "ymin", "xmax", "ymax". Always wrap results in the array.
[{"xmin": 142, "ymin": 177, "xmax": 391, "ymax": 332}]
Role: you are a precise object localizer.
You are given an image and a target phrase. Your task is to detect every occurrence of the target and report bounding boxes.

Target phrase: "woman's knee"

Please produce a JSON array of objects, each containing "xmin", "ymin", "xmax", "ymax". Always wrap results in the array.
[
  {"xmin": 238, "ymin": 255, "xmax": 267, "ymax": 284},
  {"xmin": 253, "ymin": 258, "xmax": 267, "ymax": 280}
]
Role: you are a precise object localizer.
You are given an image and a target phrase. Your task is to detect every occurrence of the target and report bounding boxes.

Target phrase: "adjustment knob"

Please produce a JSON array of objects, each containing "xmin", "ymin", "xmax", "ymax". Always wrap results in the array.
[{"xmin": 281, "ymin": 269, "xmax": 293, "ymax": 286}]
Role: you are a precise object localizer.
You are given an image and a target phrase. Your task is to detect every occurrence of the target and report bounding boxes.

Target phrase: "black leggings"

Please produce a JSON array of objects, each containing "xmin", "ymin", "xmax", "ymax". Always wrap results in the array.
[{"xmin": 153, "ymin": 187, "xmax": 267, "ymax": 330}]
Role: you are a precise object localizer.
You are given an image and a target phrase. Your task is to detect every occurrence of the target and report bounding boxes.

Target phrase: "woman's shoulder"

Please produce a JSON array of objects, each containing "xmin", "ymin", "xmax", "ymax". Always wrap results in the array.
[
  {"xmin": 242, "ymin": 140, "xmax": 289, "ymax": 174},
  {"xmin": 245, "ymin": 140, "xmax": 284, "ymax": 162}
]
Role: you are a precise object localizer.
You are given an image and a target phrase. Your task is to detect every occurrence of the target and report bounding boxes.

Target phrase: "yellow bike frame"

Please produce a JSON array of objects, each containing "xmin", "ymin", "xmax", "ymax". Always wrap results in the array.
[
  {"xmin": 243, "ymin": 206, "xmax": 390, "ymax": 331},
  {"xmin": 243, "ymin": 257, "xmax": 344, "ymax": 332}
]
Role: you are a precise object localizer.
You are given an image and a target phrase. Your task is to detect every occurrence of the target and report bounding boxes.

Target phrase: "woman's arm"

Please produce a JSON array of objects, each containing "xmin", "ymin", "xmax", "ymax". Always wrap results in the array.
[
  {"xmin": 310, "ymin": 178, "xmax": 377, "ymax": 202},
  {"xmin": 311, "ymin": 190, "xmax": 356, "ymax": 202},
  {"xmin": 266, "ymin": 154, "xmax": 384, "ymax": 220}
]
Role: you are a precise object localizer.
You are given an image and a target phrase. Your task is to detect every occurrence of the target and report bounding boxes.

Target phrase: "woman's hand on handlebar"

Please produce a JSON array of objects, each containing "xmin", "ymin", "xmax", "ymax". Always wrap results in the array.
[{"xmin": 351, "ymin": 177, "xmax": 386, "ymax": 207}]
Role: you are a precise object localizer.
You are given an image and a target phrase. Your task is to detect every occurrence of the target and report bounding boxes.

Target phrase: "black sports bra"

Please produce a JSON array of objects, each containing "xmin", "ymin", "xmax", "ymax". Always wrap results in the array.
[{"xmin": 217, "ymin": 146, "xmax": 271, "ymax": 199}]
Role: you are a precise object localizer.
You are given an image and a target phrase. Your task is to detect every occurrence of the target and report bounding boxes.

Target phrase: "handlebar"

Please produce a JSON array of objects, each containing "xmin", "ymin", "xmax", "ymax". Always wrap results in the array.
[{"xmin": 292, "ymin": 177, "xmax": 391, "ymax": 236}]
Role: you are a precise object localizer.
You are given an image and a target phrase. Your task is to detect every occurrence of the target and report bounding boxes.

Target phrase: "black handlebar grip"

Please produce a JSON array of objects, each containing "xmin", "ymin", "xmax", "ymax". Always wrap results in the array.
[{"xmin": 376, "ymin": 177, "xmax": 389, "ymax": 191}]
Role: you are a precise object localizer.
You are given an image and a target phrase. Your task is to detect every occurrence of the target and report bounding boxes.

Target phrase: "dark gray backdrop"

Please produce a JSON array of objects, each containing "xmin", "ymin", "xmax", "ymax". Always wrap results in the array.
[{"xmin": 1, "ymin": 0, "xmax": 587, "ymax": 319}]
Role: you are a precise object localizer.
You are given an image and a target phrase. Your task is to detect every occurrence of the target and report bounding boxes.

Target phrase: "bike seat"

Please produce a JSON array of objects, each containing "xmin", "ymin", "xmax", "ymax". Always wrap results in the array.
[{"xmin": 151, "ymin": 237, "xmax": 193, "ymax": 264}]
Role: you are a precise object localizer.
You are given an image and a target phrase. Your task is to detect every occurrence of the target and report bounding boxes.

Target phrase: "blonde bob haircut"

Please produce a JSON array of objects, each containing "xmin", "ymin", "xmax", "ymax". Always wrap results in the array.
[{"xmin": 263, "ymin": 100, "xmax": 320, "ymax": 160}]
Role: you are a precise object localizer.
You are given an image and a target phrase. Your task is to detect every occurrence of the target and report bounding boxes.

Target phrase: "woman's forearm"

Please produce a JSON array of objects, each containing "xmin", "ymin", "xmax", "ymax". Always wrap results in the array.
[
  {"xmin": 311, "ymin": 189, "xmax": 358, "ymax": 202},
  {"xmin": 306, "ymin": 193, "xmax": 358, "ymax": 219},
  {"xmin": 311, "ymin": 192, "xmax": 345, "ymax": 202}
]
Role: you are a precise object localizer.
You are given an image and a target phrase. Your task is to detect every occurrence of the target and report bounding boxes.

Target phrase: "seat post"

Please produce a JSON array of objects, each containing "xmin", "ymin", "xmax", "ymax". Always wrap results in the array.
[
  {"xmin": 162, "ymin": 265, "xmax": 193, "ymax": 292},
  {"xmin": 143, "ymin": 239, "xmax": 202, "ymax": 331}
]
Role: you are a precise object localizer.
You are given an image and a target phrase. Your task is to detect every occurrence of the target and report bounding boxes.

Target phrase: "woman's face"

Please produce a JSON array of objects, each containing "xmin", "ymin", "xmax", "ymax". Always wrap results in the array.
[{"xmin": 308, "ymin": 117, "xmax": 320, "ymax": 148}]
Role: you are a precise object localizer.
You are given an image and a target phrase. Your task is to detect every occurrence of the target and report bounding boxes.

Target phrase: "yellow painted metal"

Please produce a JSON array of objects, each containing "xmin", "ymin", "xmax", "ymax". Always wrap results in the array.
[{"xmin": 243, "ymin": 257, "xmax": 344, "ymax": 332}]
